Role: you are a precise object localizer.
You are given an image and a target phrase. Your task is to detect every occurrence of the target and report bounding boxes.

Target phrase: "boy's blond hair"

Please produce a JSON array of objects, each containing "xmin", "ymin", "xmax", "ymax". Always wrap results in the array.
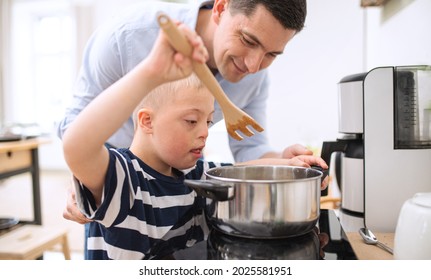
[{"xmin": 133, "ymin": 73, "xmax": 207, "ymax": 129}]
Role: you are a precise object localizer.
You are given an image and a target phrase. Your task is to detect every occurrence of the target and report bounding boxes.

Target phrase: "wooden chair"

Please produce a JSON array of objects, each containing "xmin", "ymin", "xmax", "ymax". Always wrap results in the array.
[
  {"xmin": 0, "ymin": 225, "xmax": 71, "ymax": 260},
  {"xmin": 320, "ymin": 196, "xmax": 341, "ymax": 209}
]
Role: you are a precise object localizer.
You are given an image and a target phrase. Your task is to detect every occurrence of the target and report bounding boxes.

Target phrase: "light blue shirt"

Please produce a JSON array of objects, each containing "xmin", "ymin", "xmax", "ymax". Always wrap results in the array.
[{"xmin": 57, "ymin": 0, "xmax": 272, "ymax": 162}]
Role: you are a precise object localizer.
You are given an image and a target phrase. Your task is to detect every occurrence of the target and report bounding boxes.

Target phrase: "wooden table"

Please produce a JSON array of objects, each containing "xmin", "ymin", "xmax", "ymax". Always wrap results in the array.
[
  {"xmin": 345, "ymin": 231, "xmax": 394, "ymax": 260},
  {"xmin": 0, "ymin": 137, "xmax": 51, "ymax": 225}
]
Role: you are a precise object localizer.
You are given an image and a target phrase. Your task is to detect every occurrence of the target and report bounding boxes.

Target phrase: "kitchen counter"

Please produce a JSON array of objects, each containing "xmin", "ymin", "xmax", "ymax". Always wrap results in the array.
[{"xmin": 345, "ymin": 231, "xmax": 394, "ymax": 260}]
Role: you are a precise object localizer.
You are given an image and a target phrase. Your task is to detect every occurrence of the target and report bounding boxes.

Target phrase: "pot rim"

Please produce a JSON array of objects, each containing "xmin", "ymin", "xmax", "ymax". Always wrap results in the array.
[{"xmin": 204, "ymin": 165, "xmax": 323, "ymax": 184}]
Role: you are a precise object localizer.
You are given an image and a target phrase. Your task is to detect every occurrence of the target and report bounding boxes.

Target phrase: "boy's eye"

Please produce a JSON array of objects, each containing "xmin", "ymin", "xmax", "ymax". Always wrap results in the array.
[
  {"xmin": 207, "ymin": 120, "xmax": 214, "ymax": 127},
  {"xmin": 186, "ymin": 120, "xmax": 197, "ymax": 125}
]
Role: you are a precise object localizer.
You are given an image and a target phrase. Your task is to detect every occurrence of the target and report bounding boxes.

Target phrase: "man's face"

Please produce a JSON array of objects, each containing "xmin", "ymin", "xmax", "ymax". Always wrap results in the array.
[{"xmin": 212, "ymin": 3, "xmax": 297, "ymax": 83}]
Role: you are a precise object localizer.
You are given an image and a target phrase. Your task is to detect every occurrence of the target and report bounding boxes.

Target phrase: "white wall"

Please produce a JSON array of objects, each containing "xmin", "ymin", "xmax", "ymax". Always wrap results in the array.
[
  {"xmin": 266, "ymin": 0, "xmax": 364, "ymax": 152},
  {"xmin": 206, "ymin": 0, "xmax": 365, "ymax": 162},
  {"xmin": 207, "ymin": 0, "xmax": 431, "ymax": 162},
  {"xmin": 38, "ymin": 0, "xmax": 431, "ymax": 168},
  {"xmin": 365, "ymin": 0, "xmax": 431, "ymax": 68}
]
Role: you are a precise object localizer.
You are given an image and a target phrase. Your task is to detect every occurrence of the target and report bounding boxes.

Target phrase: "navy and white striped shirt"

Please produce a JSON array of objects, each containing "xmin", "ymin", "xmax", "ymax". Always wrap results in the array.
[{"xmin": 74, "ymin": 148, "xmax": 230, "ymax": 259}]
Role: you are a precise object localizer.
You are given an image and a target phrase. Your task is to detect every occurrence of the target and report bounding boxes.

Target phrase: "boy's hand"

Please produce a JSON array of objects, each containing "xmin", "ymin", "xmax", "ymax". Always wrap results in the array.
[{"xmin": 145, "ymin": 23, "xmax": 208, "ymax": 84}]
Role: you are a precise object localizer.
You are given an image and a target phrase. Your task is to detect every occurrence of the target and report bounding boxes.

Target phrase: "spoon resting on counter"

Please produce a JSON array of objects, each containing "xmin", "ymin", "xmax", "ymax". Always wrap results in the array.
[{"xmin": 359, "ymin": 227, "xmax": 393, "ymax": 255}]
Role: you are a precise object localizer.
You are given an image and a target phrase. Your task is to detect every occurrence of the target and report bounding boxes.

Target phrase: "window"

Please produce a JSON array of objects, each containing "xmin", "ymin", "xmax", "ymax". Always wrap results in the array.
[{"xmin": 5, "ymin": 0, "xmax": 76, "ymax": 133}]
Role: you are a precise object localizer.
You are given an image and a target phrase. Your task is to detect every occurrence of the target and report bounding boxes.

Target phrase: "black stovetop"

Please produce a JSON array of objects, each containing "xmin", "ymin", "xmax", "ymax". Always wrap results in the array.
[{"xmin": 155, "ymin": 210, "xmax": 356, "ymax": 260}]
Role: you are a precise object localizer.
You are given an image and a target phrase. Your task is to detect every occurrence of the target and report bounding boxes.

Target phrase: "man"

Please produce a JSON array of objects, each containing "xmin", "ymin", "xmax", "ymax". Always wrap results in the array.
[
  {"xmin": 58, "ymin": 0, "xmax": 310, "ymax": 162},
  {"xmin": 59, "ymin": 0, "xmax": 322, "ymax": 251}
]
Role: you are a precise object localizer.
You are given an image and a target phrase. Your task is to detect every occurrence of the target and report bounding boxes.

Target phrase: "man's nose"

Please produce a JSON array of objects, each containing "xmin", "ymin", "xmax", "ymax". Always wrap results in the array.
[{"xmin": 244, "ymin": 50, "xmax": 265, "ymax": 73}]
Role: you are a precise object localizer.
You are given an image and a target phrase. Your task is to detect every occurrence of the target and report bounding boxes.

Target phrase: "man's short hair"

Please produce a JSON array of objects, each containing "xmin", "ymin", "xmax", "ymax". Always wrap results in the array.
[{"xmin": 228, "ymin": 0, "xmax": 307, "ymax": 33}]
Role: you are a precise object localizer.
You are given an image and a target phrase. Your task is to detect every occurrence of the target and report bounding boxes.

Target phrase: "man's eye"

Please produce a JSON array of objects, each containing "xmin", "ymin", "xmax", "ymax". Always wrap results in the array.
[
  {"xmin": 241, "ymin": 35, "xmax": 256, "ymax": 47},
  {"xmin": 207, "ymin": 120, "xmax": 214, "ymax": 127}
]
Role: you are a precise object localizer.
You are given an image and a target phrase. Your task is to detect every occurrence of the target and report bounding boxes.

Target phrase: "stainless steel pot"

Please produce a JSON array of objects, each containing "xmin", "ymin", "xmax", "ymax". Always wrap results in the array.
[{"xmin": 184, "ymin": 165, "xmax": 325, "ymax": 239}]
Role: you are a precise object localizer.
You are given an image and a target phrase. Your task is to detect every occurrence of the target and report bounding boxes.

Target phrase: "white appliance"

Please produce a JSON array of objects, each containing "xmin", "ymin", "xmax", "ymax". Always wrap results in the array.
[{"xmin": 321, "ymin": 65, "xmax": 431, "ymax": 232}]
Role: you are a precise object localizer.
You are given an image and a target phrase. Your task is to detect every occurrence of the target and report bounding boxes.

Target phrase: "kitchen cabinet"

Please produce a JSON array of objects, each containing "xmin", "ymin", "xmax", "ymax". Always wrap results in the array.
[{"xmin": 361, "ymin": 0, "xmax": 389, "ymax": 7}]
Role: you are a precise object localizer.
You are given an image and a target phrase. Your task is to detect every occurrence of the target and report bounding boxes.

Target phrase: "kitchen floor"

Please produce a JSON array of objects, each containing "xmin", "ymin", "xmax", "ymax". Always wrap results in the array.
[{"xmin": 0, "ymin": 170, "xmax": 85, "ymax": 260}]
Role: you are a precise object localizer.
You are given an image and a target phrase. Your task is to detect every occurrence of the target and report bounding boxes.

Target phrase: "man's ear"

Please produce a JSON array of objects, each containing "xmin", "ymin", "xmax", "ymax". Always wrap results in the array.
[
  {"xmin": 212, "ymin": 0, "xmax": 228, "ymax": 24},
  {"xmin": 136, "ymin": 108, "xmax": 154, "ymax": 133}
]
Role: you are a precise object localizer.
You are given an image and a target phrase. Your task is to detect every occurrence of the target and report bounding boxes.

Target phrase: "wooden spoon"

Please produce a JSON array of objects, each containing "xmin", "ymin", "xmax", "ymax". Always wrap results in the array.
[{"xmin": 157, "ymin": 13, "xmax": 264, "ymax": 141}]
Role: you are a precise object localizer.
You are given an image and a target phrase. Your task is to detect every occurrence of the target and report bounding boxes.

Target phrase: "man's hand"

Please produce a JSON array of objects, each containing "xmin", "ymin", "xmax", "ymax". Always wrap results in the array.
[
  {"xmin": 281, "ymin": 144, "xmax": 313, "ymax": 159},
  {"xmin": 282, "ymin": 155, "xmax": 329, "ymax": 191},
  {"xmin": 261, "ymin": 144, "xmax": 313, "ymax": 159},
  {"xmin": 63, "ymin": 187, "xmax": 91, "ymax": 224},
  {"xmin": 261, "ymin": 144, "xmax": 328, "ymax": 190}
]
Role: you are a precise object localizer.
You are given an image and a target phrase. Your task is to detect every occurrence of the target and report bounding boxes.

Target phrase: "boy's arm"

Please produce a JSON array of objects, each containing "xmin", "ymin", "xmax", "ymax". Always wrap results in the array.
[
  {"xmin": 62, "ymin": 61, "xmax": 161, "ymax": 203},
  {"xmin": 62, "ymin": 26, "xmax": 208, "ymax": 204}
]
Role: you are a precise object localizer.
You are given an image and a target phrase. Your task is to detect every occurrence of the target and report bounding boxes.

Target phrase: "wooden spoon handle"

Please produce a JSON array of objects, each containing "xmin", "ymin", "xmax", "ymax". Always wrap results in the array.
[
  {"xmin": 157, "ymin": 13, "xmax": 233, "ymax": 108},
  {"xmin": 157, "ymin": 13, "xmax": 193, "ymax": 56}
]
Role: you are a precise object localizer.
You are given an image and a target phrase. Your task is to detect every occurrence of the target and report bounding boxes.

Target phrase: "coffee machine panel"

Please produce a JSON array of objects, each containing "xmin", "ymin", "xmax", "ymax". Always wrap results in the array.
[{"xmin": 322, "ymin": 65, "xmax": 431, "ymax": 232}]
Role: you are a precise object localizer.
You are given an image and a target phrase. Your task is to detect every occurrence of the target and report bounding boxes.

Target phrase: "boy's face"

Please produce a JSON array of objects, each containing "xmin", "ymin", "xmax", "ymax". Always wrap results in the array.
[
  {"xmin": 150, "ymin": 87, "xmax": 214, "ymax": 170},
  {"xmin": 211, "ymin": 2, "xmax": 296, "ymax": 83}
]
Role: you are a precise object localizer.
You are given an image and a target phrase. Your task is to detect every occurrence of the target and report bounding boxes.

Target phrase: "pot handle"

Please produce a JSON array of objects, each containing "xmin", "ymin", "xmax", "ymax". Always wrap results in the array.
[
  {"xmin": 311, "ymin": 165, "xmax": 329, "ymax": 182},
  {"xmin": 184, "ymin": 179, "xmax": 234, "ymax": 201}
]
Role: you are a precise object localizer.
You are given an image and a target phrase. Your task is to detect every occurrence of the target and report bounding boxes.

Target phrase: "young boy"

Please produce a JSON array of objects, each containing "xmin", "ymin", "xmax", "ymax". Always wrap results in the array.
[{"xmin": 62, "ymin": 26, "xmax": 327, "ymax": 260}]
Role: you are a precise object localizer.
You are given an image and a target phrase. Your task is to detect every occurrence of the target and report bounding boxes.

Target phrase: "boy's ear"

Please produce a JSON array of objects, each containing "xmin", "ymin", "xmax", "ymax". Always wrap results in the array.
[{"xmin": 137, "ymin": 108, "xmax": 154, "ymax": 133}]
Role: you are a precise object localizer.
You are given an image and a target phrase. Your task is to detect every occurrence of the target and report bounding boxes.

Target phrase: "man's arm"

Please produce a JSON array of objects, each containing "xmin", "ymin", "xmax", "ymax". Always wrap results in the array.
[{"xmin": 57, "ymin": 22, "xmax": 132, "ymax": 147}]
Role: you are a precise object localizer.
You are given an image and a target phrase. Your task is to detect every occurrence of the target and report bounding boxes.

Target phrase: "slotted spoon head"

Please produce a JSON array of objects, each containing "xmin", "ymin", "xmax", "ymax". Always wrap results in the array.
[
  {"xmin": 157, "ymin": 12, "xmax": 264, "ymax": 141},
  {"xmin": 224, "ymin": 110, "xmax": 264, "ymax": 141}
]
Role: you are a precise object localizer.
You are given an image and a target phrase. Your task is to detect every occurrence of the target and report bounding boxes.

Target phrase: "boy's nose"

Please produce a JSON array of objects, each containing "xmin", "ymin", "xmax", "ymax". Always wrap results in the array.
[{"xmin": 198, "ymin": 123, "xmax": 209, "ymax": 139}]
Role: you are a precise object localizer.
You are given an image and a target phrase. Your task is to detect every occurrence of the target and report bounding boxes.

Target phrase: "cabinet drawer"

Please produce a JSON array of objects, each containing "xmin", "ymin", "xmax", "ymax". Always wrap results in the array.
[{"xmin": 0, "ymin": 150, "xmax": 32, "ymax": 173}]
